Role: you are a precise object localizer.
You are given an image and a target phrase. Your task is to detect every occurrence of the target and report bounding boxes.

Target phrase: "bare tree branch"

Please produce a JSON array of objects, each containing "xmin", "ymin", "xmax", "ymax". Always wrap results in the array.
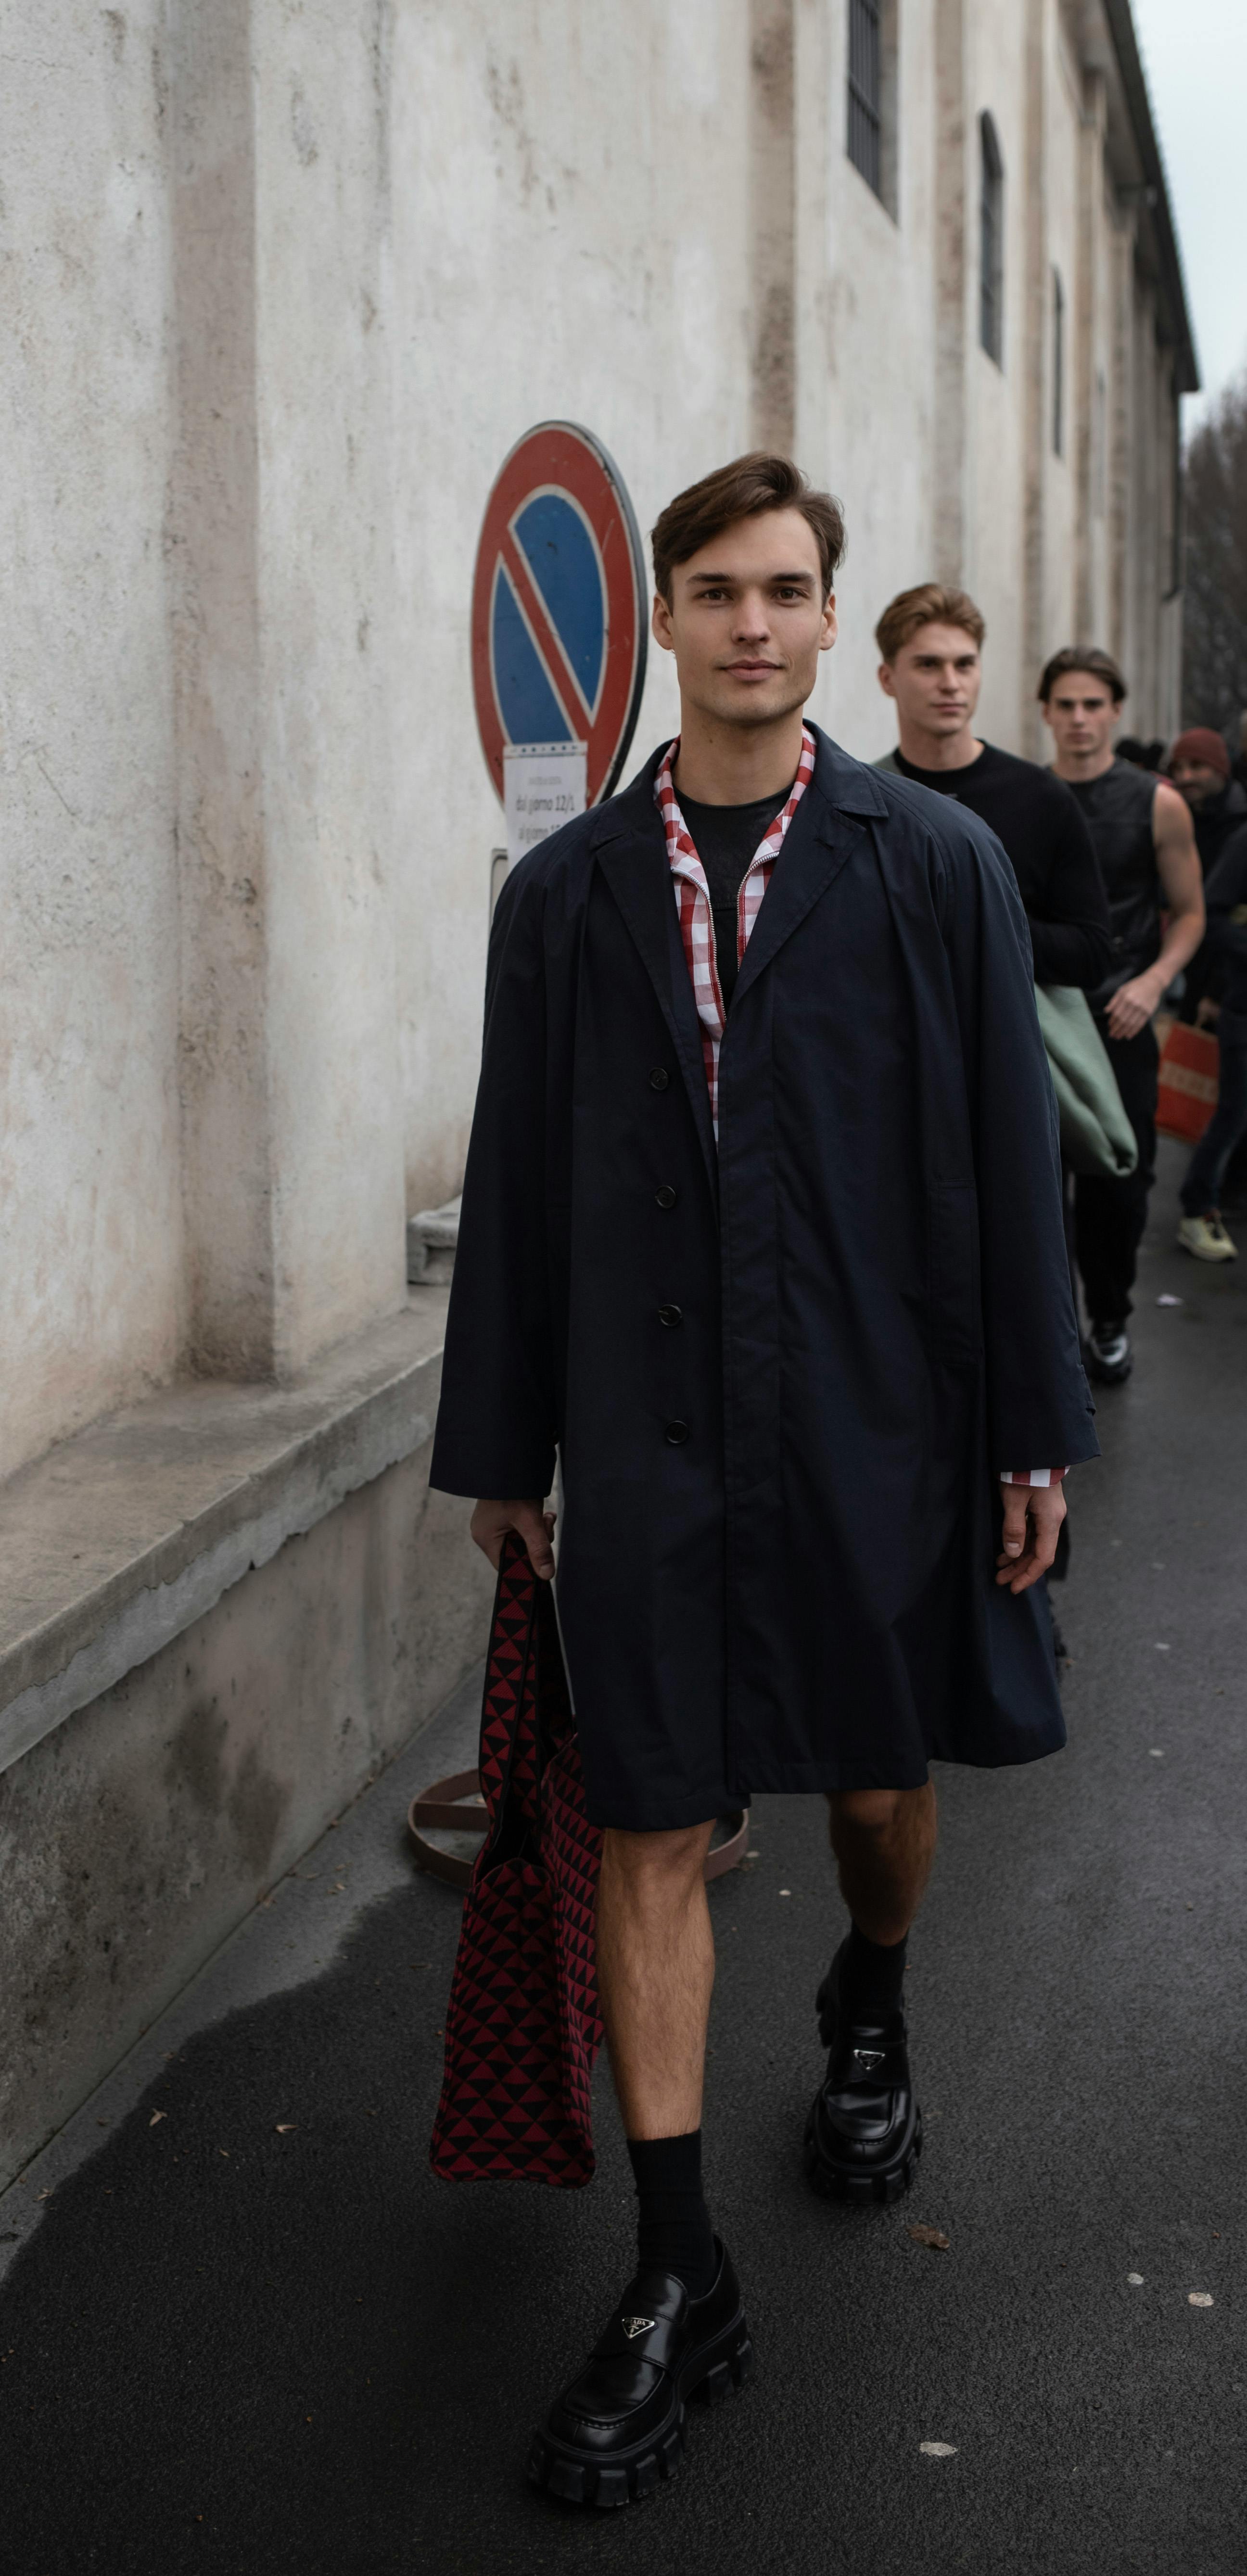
[{"xmin": 1183, "ymin": 373, "xmax": 1247, "ymax": 743}]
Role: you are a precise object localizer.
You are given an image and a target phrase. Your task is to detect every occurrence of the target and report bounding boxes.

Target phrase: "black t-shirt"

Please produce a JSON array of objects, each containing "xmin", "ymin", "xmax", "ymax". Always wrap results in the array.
[
  {"xmin": 676, "ymin": 783, "xmax": 795, "ymax": 1002},
  {"xmin": 892, "ymin": 740, "xmax": 1113, "ymax": 989}
]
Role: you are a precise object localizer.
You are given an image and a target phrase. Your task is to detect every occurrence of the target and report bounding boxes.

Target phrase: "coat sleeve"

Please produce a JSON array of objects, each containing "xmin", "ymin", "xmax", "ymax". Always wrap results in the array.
[
  {"xmin": 1026, "ymin": 781, "xmax": 1115, "ymax": 990},
  {"xmin": 937, "ymin": 819, "xmax": 1101, "ymax": 1472},
  {"xmin": 428, "ymin": 861, "xmax": 559, "ymax": 1501},
  {"xmin": 1203, "ymin": 831, "xmax": 1247, "ymax": 999}
]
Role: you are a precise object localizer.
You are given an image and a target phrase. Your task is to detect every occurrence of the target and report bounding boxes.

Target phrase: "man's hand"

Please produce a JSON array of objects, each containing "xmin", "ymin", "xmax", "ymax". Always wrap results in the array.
[
  {"xmin": 995, "ymin": 1479, "xmax": 1066, "ymax": 1593},
  {"xmin": 470, "ymin": 1497, "xmax": 556, "ymax": 1581},
  {"xmin": 1104, "ymin": 967, "xmax": 1163, "ymax": 1042},
  {"xmin": 1196, "ymin": 994, "xmax": 1222, "ymax": 1029}
]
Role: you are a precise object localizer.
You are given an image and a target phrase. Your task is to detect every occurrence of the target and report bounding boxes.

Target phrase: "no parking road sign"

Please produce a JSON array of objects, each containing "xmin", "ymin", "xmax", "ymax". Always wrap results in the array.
[{"xmin": 471, "ymin": 421, "xmax": 649, "ymax": 837}]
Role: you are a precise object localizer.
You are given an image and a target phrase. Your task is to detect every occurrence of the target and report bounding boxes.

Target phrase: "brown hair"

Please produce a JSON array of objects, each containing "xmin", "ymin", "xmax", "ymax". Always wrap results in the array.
[
  {"xmin": 1037, "ymin": 645, "xmax": 1127, "ymax": 704},
  {"xmin": 651, "ymin": 454, "xmax": 846, "ymax": 603},
  {"xmin": 875, "ymin": 583, "xmax": 986, "ymax": 662}
]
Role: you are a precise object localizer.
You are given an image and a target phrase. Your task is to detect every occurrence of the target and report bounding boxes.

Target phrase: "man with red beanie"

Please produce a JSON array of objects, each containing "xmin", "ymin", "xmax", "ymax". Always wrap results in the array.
[{"xmin": 1170, "ymin": 729, "xmax": 1247, "ymax": 891}]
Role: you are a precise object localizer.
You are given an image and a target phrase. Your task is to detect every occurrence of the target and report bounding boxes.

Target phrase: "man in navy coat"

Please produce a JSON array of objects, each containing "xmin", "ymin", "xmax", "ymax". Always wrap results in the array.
[{"xmin": 430, "ymin": 453, "xmax": 1098, "ymax": 2509}]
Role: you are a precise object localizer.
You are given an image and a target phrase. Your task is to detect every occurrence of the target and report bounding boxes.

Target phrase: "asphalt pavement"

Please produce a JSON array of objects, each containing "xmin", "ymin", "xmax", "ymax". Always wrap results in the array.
[{"xmin": 3, "ymin": 1137, "xmax": 1246, "ymax": 2576}]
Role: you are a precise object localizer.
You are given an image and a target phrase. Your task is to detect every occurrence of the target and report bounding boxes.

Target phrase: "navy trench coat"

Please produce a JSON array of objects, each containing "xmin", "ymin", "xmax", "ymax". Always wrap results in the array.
[{"xmin": 430, "ymin": 727, "xmax": 1099, "ymax": 1831}]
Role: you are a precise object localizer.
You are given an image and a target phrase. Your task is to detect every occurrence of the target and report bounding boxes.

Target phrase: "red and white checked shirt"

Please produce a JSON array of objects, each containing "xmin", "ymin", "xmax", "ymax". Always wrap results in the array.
[{"xmin": 653, "ymin": 732, "xmax": 1065, "ymax": 1495}]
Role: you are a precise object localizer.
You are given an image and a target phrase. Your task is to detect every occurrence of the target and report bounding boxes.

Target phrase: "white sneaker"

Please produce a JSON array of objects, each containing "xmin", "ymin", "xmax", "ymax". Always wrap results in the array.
[{"xmin": 1177, "ymin": 1213, "xmax": 1238, "ymax": 1262}]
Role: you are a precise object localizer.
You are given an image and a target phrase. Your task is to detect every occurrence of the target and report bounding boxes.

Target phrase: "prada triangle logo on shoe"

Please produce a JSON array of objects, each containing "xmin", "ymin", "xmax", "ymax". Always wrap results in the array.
[
  {"xmin": 620, "ymin": 2315, "xmax": 655, "ymax": 2339},
  {"xmin": 852, "ymin": 2048, "xmax": 886, "ymax": 2072}
]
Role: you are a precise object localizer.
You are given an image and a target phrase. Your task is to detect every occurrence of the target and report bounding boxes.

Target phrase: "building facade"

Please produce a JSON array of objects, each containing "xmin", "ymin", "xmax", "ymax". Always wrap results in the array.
[{"xmin": 0, "ymin": 0, "xmax": 1194, "ymax": 2187}]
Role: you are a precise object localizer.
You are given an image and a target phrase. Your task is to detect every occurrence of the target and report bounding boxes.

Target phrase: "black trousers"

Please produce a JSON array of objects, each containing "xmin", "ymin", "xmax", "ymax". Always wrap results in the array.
[
  {"xmin": 1072, "ymin": 1020, "xmax": 1158, "ymax": 1326},
  {"xmin": 1181, "ymin": 1021, "xmax": 1247, "ymax": 1216}
]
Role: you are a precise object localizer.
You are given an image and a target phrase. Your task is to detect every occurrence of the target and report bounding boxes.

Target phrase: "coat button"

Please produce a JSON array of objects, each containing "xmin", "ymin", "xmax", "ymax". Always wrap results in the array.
[
  {"xmin": 649, "ymin": 1067, "xmax": 670, "ymax": 1090},
  {"xmin": 664, "ymin": 1420, "xmax": 690, "ymax": 1445},
  {"xmin": 655, "ymin": 1184, "xmax": 677, "ymax": 1209},
  {"xmin": 657, "ymin": 1303, "xmax": 683, "ymax": 1327}
]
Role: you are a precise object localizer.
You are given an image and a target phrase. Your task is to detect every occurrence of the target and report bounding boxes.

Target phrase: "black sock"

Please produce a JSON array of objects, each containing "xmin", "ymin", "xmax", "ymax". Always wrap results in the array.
[
  {"xmin": 626, "ymin": 2130, "xmax": 717, "ymax": 2299},
  {"xmin": 840, "ymin": 1921, "xmax": 907, "ymax": 2023}
]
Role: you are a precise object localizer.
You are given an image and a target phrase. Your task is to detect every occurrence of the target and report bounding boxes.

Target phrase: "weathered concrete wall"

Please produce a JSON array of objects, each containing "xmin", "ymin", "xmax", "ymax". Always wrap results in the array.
[
  {"xmin": 388, "ymin": 0, "xmax": 753, "ymax": 1214},
  {"xmin": 0, "ymin": 1441, "xmax": 493, "ymax": 2191},
  {"xmin": 253, "ymin": 0, "xmax": 407, "ymax": 1375},
  {"xmin": 0, "ymin": 3, "xmax": 183, "ymax": 1480},
  {"xmin": 804, "ymin": 0, "xmax": 942, "ymax": 756},
  {"xmin": 170, "ymin": 0, "xmax": 407, "ymax": 1380}
]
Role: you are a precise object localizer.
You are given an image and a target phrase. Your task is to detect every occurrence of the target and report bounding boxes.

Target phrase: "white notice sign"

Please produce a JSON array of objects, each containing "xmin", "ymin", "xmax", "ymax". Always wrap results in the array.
[{"xmin": 503, "ymin": 742, "xmax": 587, "ymax": 869}]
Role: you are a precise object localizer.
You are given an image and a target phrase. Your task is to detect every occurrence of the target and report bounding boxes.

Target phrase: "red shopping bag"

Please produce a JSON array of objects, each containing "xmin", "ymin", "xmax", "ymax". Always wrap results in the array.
[
  {"xmin": 1157, "ymin": 1020, "xmax": 1219, "ymax": 1145},
  {"xmin": 429, "ymin": 1533, "xmax": 604, "ymax": 2186}
]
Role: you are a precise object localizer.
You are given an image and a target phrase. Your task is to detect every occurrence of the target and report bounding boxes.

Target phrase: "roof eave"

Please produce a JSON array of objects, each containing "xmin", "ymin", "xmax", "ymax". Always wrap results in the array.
[{"xmin": 1101, "ymin": 0, "xmax": 1201, "ymax": 395}]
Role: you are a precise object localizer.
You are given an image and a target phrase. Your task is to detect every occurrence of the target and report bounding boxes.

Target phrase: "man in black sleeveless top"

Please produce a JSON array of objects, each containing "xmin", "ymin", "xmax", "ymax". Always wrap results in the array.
[{"xmin": 1041, "ymin": 649, "xmax": 1205, "ymax": 1382}]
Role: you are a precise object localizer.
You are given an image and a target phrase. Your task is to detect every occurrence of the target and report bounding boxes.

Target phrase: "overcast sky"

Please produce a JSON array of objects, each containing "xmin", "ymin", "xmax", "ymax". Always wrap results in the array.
[{"xmin": 1131, "ymin": 0, "xmax": 1247, "ymax": 426}]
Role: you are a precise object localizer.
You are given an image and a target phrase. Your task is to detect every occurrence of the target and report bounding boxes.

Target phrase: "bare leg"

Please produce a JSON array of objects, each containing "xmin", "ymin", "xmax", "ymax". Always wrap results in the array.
[
  {"xmin": 827, "ymin": 1784, "xmax": 938, "ymax": 1943},
  {"xmin": 596, "ymin": 1821, "xmax": 717, "ymax": 2139},
  {"xmin": 529, "ymin": 1820, "xmax": 748, "ymax": 2502}
]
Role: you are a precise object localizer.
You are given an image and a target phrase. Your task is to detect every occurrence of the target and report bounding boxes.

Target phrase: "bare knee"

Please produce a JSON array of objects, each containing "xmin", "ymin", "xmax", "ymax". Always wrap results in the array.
[
  {"xmin": 830, "ymin": 1788, "xmax": 906, "ymax": 1835},
  {"xmin": 601, "ymin": 1820, "xmax": 714, "ymax": 1897},
  {"xmin": 829, "ymin": 1787, "xmax": 926, "ymax": 1841}
]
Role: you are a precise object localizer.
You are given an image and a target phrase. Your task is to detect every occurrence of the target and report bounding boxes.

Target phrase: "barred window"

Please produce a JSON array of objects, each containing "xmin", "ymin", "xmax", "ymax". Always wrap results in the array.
[
  {"xmin": 847, "ymin": 0, "xmax": 897, "ymax": 216},
  {"xmin": 980, "ymin": 114, "xmax": 1005, "ymax": 365}
]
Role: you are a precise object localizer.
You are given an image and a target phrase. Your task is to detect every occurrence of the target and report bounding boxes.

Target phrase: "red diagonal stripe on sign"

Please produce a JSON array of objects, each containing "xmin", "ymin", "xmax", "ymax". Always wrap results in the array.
[{"xmin": 499, "ymin": 528, "xmax": 589, "ymax": 743}]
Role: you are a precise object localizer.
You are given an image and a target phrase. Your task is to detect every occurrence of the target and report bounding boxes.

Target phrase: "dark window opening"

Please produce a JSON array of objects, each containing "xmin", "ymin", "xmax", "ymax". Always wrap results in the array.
[
  {"xmin": 846, "ymin": 0, "xmax": 897, "ymax": 216},
  {"xmin": 847, "ymin": 0, "xmax": 882, "ymax": 198},
  {"xmin": 1052, "ymin": 267, "xmax": 1065, "ymax": 455},
  {"xmin": 980, "ymin": 112, "xmax": 1004, "ymax": 366}
]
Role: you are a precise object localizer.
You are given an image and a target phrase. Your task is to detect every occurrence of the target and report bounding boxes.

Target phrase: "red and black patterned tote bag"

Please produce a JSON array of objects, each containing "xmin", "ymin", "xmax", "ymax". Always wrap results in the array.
[{"xmin": 430, "ymin": 1533, "xmax": 605, "ymax": 2186}]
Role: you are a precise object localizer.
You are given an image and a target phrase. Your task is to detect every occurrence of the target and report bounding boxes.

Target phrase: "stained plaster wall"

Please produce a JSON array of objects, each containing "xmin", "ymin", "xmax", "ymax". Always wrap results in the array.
[
  {"xmin": 0, "ymin": 3, "xmax": 183, "ymax": 1481},
  {"xmin": 170, "ymin": 0, "xmax": 407, "ymax": 1385},
  {"xmin": 805, "ymin": 0, "xmax": 940, "ymax": 761},
  {"xmin": 958, "ymin": 0, "xmax": 1032, "ymax": 752},
  {"xmin": 1041, "ymin": 10, "xmax": 1083, "ymax": 671}
]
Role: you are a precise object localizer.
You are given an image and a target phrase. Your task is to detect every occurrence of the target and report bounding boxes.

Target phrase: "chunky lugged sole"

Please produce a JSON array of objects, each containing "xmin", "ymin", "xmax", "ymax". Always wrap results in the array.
[
  {"xmin": 803, "ymin": 2101, "xmax": 923, "ymax": 2204},
  {"xmin": 811, "ymin": 1973, "xmax": 921, "ymax": 2203},
  {"xmin": 526, "ymin": 2321, "xmax": 753, "ymax": 2509}
]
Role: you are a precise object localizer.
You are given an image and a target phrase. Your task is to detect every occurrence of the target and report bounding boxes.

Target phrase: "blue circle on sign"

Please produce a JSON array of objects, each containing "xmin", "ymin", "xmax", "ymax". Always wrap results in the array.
[
  {"xmin": 472, "ymin": 421, "xmax": 648, "ymax": 806},
  {"xmin": 491, "ymin": 493, "xmax": 606, "ymax": 748}
]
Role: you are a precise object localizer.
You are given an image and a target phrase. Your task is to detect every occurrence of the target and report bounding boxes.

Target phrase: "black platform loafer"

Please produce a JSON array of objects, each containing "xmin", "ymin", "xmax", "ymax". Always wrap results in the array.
[
  {"xmin": 527, "ymin": 2238, "xmax": 752, "ymax": 2509},
  {"xmin": 804, "ymin": 1944, "xmax": 922, "ymax": 2205}
]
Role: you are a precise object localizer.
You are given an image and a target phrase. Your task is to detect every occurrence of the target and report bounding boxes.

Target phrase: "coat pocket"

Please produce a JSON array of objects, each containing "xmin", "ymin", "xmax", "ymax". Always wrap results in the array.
[{"xmin": 927, "ymin": 1182, "xmax": 984, "ymax": 1368}]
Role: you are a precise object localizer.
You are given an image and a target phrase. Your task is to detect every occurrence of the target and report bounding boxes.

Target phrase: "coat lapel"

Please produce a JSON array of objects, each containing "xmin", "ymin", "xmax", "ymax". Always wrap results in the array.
[
  {"xmin": 592, "ymin": 774, "xmax": 719, "ymax": 1188},
  {"xmin": 589, "ymin": 729, "xmax": 887, "ymax": 1175},
  {"xmin": 731, "ymin": 729, "xmax": 888, "ymax": 1011}
]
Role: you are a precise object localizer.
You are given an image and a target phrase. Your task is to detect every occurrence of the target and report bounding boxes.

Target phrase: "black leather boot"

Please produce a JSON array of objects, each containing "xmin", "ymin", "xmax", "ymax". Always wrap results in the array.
[
  {"xmin": 527, "ymin": 2238, "xmax": 752, "ymax": 2508},
  {"xmin": 804, "ymin": 1939, "xmax": 922, "ymax": 2205}
]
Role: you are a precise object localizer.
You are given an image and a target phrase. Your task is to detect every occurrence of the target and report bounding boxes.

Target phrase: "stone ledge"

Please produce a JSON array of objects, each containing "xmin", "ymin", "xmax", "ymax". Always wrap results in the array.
[
  {"xmin": 0, "ymin": 1294, "xmax": 450, "ymax": 1777},
  {"xmin": 406, "ymin": 1194, "xmax": 460, "ymax": 1284}
]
